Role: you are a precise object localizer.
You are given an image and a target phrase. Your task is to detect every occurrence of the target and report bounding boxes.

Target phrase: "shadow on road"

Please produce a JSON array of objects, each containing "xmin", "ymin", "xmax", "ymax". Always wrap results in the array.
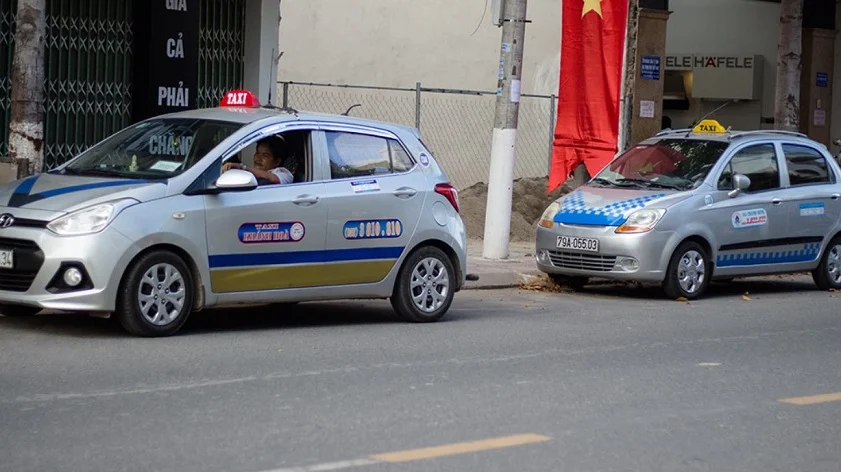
[
  {"xmin": 577, "ymin": 275, "xmax": 819, "ymax": 301},
  {"xmin": 0, "ymin": 300, "xmax": 470, "ymax": 338}
]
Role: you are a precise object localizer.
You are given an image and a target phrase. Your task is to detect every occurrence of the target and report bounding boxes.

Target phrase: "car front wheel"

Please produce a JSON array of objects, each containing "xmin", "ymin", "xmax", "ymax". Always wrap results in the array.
[
  {"xmin": 812, "ymin": 236, "xmax": 841, "ymax": 291},
  {"xmin": 391, "ymin": 246, "xmax": 456, "ymax": 323},
  {"xmin": 116, "ymin": 250, "xmax": 194, "ymax": 337},
  {"xmin": 663, "ymin": 241, "xmax": 710, "ymax": 300}
]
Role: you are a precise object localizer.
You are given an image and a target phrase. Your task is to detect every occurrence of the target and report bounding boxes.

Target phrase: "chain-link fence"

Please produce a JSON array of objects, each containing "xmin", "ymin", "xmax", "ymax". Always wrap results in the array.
[{"xmin": 279, "ymin": 81, "xmax": 557, "ymax": 190}]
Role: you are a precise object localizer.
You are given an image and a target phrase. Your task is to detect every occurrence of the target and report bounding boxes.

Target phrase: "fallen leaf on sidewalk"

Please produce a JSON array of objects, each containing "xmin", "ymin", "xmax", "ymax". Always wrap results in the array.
[
  {"xmin": 742, "ymin": 292, "xmax": 751, "ymax": 301},
  {"xmin": 676, "ymin": 297, "xmax": 689, "ymax": 302}
]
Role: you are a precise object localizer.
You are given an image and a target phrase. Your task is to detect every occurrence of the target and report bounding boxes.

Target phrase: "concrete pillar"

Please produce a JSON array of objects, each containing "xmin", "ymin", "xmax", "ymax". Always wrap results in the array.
[
  {"xmin": 243, "ymin": 0, "xmax": 280, "ymax": 105},
  {"xmin": 630, "ymin": 8, "xmax": 671, "ymax": 146},
  {"xmin": 800, "ymin": 28, "xmax": 835, "ymax": 146}
]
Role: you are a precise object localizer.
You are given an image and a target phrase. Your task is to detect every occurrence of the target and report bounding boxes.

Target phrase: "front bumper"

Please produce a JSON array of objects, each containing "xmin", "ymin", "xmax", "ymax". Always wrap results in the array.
[
  {"xmin": 535, "ymin": 223, "xmax": 675, "ymax": 283},
  {"xmin": 0, "ymin": 225, "xmax": 134, "ymax": 312}
]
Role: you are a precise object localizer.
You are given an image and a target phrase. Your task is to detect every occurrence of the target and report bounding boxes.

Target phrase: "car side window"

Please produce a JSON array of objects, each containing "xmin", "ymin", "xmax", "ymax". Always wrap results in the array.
[
  {"xmin": 325, "ymin": 131, "xmax": 414, "ymax": 179},
  {"xmin": 717, "ymin": 144, "xmax": 780, "ymax": 192},
  {"xmin": 389, "ymin": 140, "xmax": 415, "ymax": 172},
  {"xmin": 782, "ymin": 144, "xmax": 832, "ymax": 186}
]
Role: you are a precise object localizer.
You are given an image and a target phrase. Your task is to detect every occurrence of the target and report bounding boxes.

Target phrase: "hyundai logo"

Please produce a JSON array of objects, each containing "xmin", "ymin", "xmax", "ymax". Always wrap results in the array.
[{"xmin": 0, "ymin": 214, "xmax": 15, "ymax": 229}]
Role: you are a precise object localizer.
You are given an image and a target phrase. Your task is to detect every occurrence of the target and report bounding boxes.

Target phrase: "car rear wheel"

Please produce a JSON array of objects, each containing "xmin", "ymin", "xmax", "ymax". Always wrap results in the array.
[
  {"xmin": 663, "ymin": 241, "xmax": 710, "ymax": 300},
  {"xmin": 812, "ymin": 236, "xmax": 841, "ymax": 290},
  {"xmin": 116, "ymin": 250, "xmax": 194, "ymax": 337},
  {"xmin": 391, "ymin": 246, "xmax": 455, "ymax": 323},
  {"xmin": 549, "ymin": 274, "xmax": 588, "ymax": 290},
  {"xmin": 0, "ymin": 304, "xmax": 41, "ymax": 317}
]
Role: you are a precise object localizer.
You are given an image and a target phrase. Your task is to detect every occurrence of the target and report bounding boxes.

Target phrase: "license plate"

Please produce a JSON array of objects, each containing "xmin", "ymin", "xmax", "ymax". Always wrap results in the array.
[
  {"xmin": 0, "ymin": 249, "xmax": 12, "ymax": 269},
  {"xmin": 556, "ymin": 236, "xmax": 599, "ymax": 253}
]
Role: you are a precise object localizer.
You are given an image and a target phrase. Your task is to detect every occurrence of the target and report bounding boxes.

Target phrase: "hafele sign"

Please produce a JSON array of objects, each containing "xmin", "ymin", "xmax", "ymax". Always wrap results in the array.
[{"xmin": 665, "ymin": 54, "xmax": 764, "ymax": 100}]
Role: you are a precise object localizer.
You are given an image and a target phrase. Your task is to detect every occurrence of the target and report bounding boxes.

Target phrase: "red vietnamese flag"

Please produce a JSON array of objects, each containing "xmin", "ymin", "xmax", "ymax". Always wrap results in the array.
[{"xmin": 549, "ymin": 0, "xmax": 629, "ymax": 192}]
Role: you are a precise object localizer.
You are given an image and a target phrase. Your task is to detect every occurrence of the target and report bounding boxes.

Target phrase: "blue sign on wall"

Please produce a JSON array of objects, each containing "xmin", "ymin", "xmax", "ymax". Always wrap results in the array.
[
  {"xmin": 641, "ymin": 55, "xmax": 661, "ymax": 80},
  {"xmin": 817, "ymin": 72, "xmax": 829, "ymax": 88}
]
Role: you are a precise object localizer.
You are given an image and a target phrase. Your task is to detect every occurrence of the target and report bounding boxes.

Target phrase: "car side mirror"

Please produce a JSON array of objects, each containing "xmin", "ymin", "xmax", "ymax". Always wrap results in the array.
[
  {"xmin": 728, "ymin": 173, "xmax": 751, "ymax": 198},
  {"xmin": 215, "ymin": 169, "xmax": 258, "ymax": 192}
]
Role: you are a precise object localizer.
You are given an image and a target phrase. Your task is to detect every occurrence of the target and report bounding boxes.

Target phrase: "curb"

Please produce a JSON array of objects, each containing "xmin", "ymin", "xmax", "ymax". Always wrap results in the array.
[{"xmin": 463, "ymin": 271, "xmax": 543, "ymax": 290}]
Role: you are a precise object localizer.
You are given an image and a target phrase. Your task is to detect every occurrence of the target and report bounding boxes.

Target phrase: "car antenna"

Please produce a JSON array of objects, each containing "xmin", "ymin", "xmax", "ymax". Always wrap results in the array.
[
  {"xmin": 342, "ymin": 104, "xmax": 362, "ymax": 116},
  {"xmin": 684, "ymin": 99, "xmax": 735, "ymax": 137}
]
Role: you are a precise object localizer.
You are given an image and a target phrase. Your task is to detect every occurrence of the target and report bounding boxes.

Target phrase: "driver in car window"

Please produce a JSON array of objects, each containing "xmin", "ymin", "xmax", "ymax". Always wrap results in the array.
[{"xmin": 222, "ymin": 135, "xmax": 294, "ymax": 185}]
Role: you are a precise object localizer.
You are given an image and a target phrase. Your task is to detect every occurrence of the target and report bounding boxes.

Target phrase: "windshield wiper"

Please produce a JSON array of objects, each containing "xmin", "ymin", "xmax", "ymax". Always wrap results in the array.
[
  {"xmin": 616, "ymin": 178, "xmax": 682, "ymax": 191},
  {"xmin": 590, "ymin": 177, "xmax": 636, "ymax": 188}
]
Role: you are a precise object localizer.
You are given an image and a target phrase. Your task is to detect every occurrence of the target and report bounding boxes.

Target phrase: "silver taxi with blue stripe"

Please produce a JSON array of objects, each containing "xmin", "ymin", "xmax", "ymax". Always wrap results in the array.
[
  {"xmin": 536, "ymin": 119, "xmax": 841, "ymax": 300},
  {"xmin": 0, "ymin": 90, "xmax": 466, "ymax": 336}
]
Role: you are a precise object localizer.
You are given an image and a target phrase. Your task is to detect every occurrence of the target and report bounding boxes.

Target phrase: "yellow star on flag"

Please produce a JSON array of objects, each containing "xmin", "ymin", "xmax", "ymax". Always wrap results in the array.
[{"xmin": 582, "ymin": 0, "xmax": 603, "ymax": 18}]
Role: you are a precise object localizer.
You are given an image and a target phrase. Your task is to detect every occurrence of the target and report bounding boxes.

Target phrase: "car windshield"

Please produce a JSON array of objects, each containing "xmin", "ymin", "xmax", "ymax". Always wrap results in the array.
[
  {"xmin": 590, "ymin": 139, "xmax": 730, "ymax": 191},
  {"xmin": 58, "ymin": 118, "xmax": 243, "ymax": 179}
]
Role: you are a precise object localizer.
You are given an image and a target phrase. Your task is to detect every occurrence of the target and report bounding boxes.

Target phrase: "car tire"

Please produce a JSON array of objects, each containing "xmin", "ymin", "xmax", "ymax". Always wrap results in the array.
[
  {"xmin": 663, "ymin": 241, "xmax": 710, "ymax": 300},
  {"xmin": 0, "ymin": 304, "xmax": 41, "ymax": 317},
  {"xmin": 116, "ymin": 250, "xmax": 194, "ymax": 337},
  {"xmin": 549, "ymin": 274, "xmax": 588, "ymax": 290},
  {"xmin": 812, "ymin": 236, "xmax": 841, "ymax": 291},
  {"xmin": 391, "ymin": 246, "xmax": 456, "ymax": 323}
]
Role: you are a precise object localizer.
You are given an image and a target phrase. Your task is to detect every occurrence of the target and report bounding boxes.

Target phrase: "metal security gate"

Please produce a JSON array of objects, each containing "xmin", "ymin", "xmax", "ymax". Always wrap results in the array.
[
  {"xmin": 0, "ymin": 0, "xmax": 17, "ymax": 160},
  {"xmin": 2, "ymin": 0, "xmax": 245, "ymax": 171},
  {"xmin": 197, "ymin": 0, "xmax": 245, "ymax": 109},
  {"xmin": 44, "ymin": 0, "xmax": 134, "ymax": 169}
]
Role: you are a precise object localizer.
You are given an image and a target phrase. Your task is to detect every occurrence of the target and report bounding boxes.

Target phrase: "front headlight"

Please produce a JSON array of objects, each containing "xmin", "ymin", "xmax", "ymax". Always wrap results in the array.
[
  {"xmin": 616, "ymin": 208, "xmax": 666, "ymax": 233},
  {"xmin": 538, "ymin": 201, "xmax": 561, "ymax": 228},
  {"xmin": 47, "ymin": 199, "xmax": 138, "ymax": 236}
]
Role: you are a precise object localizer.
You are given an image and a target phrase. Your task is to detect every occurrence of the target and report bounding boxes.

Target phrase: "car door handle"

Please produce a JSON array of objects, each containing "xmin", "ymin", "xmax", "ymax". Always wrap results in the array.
[
  {"xmin": 771, "ymin": 198, "xmax": 783, "ymax": 205},
  {"xmin": 392, "ymin": 187, "xmax": 417, "ymax": 198},
  {"xmin": 832, "ymin": 193, "xmax": 840, "ymax": 200},
  {"xmin": 292, "ymin": 195, "xmax": 319, "ymax": 205}
]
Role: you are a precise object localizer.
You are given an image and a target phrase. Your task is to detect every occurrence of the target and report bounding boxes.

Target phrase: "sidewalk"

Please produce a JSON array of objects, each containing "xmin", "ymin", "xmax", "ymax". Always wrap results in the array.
[{"xmin": 463, "ymin": 240, "xmax": 543, "ymax": 290}]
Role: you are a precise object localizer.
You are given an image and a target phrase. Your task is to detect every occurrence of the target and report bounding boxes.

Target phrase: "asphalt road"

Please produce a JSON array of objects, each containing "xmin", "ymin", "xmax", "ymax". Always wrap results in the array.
[{"xmin": 1, "ymin": 276, "xmax": 840, "ymax": 472}]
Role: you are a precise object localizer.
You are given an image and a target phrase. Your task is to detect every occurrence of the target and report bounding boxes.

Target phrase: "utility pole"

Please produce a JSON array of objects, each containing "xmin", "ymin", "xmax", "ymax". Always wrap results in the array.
[
  {"xmin": 8, "ymin": 0, "xmax": 46, "ymax": 178},
  {"xmin": 774, "ymin": 0, "xmax": 803, "ymax": 131},
  {"xmin": 482, "ymin": 0, "xmax": 528, "ymax": 260},
  {"xmin": 617, "ymin": 0, "xmax": 638, "ymax": 153}
]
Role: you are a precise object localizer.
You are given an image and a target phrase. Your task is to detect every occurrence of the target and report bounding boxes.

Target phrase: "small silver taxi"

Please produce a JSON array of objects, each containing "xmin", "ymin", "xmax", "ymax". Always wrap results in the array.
[
  {"xmin": 536, "ymin": 120, "xmax": 841, "ymax": 299},
  {"xmin": 0, "ymin": 90, "xmax": 466, "ymax": 336}
]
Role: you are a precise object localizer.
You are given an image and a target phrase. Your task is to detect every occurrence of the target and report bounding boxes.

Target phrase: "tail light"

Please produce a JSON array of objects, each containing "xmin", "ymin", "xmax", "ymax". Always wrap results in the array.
[{"xmin": 435, "ymin": 183, "xmax": 460, "ymax": 213}]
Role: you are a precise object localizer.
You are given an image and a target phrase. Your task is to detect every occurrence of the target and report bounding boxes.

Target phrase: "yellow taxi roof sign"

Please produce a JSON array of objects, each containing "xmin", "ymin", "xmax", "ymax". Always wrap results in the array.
[{"xmin": 693, "ymin": 119, "xmax": 727, "ymax": 134}]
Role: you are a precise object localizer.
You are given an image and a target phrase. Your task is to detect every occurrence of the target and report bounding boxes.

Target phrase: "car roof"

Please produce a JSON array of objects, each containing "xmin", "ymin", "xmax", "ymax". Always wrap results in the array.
[
  {"xmin": 646, "ymin": 128, "xmax": 828, "ymax": 149},
  {"xmin": 155, "ymin": 106, "xmax": 419, "ymax": 136}
]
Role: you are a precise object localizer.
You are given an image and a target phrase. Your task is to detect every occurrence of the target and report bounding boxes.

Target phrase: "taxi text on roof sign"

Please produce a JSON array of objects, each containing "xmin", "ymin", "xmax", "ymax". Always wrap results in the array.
[
  {"xmin": 220, "ymin": 89, "xmax": 261, "ymax": 108},
  {"xmin": 693, "ymin": 119, "xmax": 727, "ymax": 134}
]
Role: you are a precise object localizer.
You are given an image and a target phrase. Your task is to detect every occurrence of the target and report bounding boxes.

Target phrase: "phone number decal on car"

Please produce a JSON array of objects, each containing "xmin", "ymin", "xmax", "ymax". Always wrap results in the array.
[{"xmin": 343, "ymin": 219, "xmax": 403, "ymax": 240}]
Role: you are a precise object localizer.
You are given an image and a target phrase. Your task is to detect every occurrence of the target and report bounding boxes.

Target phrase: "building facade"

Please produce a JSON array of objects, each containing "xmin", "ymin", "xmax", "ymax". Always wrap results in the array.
[
  {"xmin": 0, "ymin": 0, "xmax": 279, "ymax": 174},
  {"xmin": 276, "ymin": 0, "xmax": 840, "ymax": 189}
]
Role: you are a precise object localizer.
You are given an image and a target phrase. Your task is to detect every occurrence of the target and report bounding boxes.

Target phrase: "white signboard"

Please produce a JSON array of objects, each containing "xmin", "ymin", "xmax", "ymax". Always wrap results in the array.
[{"xmin": 640, "ymin": 100, "xmax": 655, "ymax": 118}]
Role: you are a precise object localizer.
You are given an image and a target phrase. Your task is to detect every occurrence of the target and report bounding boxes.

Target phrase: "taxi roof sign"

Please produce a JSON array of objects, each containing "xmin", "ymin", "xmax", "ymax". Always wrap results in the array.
[
  {"xmin": 692, "ymin": 119, "xmax": 727, "ymax": 134},
  {"xmin": 220, "ymin": 89, "xmax": 261, "ymax": 108}
]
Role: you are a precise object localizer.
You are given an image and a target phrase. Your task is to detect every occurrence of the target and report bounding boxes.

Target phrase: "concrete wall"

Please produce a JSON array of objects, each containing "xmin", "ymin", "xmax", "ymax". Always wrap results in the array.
[{"xmin": 277, "ymin": 0, "xmax": 562, "ymax": 96}]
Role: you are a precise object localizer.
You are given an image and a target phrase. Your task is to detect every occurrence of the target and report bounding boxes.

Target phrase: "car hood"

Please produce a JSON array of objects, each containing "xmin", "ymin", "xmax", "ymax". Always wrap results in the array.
[
  {"xmin": 553, "ymin": 186, "xmax": 689, "ymax": 226},
  {"xmin": 0, "ymin": 174, "xmax": 168, "ymax": 213}
]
